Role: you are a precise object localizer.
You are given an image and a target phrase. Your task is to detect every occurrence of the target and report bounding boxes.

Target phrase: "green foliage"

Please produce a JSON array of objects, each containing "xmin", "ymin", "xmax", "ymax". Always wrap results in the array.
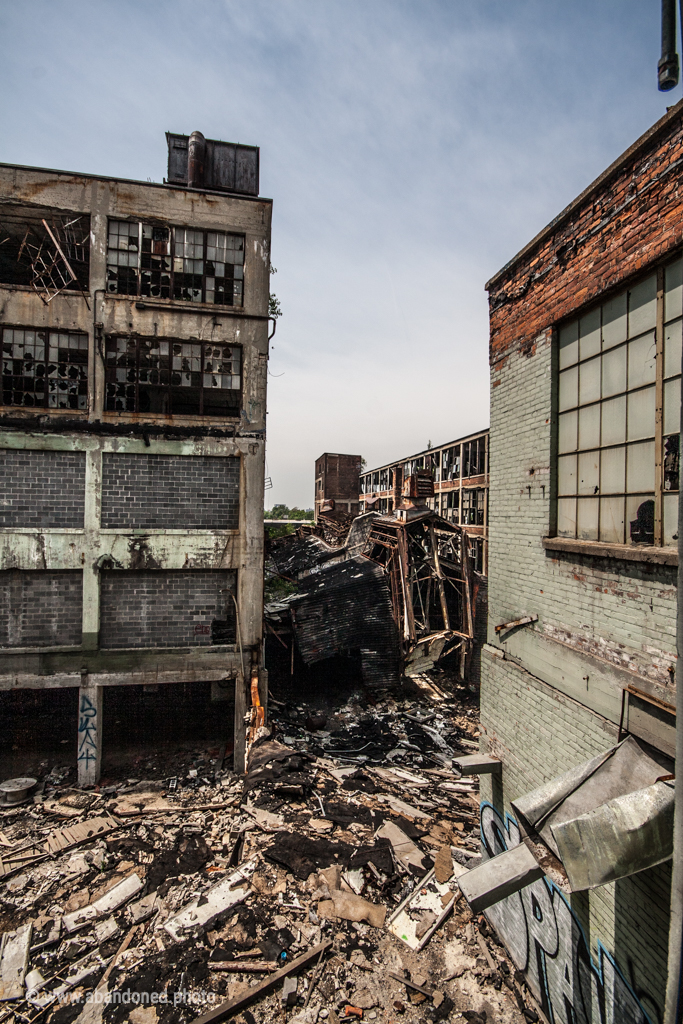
[
  {"xmin": 269, "ymin": 293, "xmax": 282, "ymax": 319},
  {"xmin": 264, "ymin": 504, "xmax": 313, "ymax": 539}
]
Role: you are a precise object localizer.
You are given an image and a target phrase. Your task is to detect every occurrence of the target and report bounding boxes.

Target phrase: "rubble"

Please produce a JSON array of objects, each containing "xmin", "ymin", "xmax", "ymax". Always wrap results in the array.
[{"xmin": 0, "ymin": 674, "xmax": 536, "ymax": 1024}]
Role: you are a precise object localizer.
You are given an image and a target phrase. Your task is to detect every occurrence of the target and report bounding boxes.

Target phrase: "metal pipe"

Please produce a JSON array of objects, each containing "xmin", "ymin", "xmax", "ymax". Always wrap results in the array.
[
  {"xmin": 659, "ymin": 0, "xmax": 679, "ymax": 90},
  {"xmin": 188, "ymin": 130, "xmax": 206, "ymax": 188},
  {"xmin": 664, "ymin": 320, "xmax": 683, "ymax": 1024}
]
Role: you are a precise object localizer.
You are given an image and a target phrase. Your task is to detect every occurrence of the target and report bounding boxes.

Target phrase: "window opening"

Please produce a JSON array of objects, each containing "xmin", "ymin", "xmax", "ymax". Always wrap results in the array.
[
  {"xmin": 104, "ymin": 336, "xmax": 241, "ymax": 417},
  {"xmin": 106, "ymin": 220, "xmax": 244, "ymax": 306},
  {"xmin": 2, "ymin": 327, "xmax": 88, "ymax": 409}
]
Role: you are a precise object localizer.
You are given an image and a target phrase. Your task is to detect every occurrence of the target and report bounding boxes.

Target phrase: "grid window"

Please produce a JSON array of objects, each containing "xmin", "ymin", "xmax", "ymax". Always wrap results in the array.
[
  {"xmin": 556, "ymin": 259, "xmax": 681, "ymax": 546},
  {"xmin": 106, "ymin": 220, "xmax": 244, "ymax": 306},
  {"xmin": 2, "ymin": 327, "xmax": 88, "ymax": 410},
  {"xmin": 104, "ymin": 336, "xmax": 241, "ymax": 417},
  {"xmin": 462, "ymin": 488, "xmax": 485, "ymax": 525}
]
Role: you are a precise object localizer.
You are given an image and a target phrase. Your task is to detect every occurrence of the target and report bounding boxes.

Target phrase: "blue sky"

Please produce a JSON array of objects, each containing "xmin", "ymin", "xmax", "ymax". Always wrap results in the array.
[{"xmin": 0, "ymin": 1, "xmax": 677, "ymax": 507}]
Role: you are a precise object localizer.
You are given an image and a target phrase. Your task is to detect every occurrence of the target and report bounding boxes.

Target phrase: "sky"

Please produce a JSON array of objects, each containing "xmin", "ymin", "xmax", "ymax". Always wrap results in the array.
[{"xmin": 0, "ymin": 0, "xmax": 679, "ymax": 508}]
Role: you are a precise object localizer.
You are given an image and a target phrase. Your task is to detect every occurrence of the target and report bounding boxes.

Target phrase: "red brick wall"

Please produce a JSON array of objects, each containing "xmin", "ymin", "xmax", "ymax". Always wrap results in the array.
[{"xmin": 488, "ymin": 103, "xmax": 683, "ymax": 364}]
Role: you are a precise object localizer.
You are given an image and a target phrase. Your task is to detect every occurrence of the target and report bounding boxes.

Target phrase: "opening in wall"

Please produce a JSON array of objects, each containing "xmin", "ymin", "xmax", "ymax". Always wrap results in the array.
[
  {"xmin": 2, "ymin": 327, "xmax": 88, "ymax": 410},
  {"xmin": 104, "ymin": 335, "xmax": 241, "ymax": 417}
]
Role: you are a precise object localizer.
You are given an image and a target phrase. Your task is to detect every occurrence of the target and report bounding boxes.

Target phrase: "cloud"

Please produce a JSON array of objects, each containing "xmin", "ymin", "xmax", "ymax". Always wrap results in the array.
[{"xmin": 0, "ymin": 0, "xmax": 674, "ymax": 505}]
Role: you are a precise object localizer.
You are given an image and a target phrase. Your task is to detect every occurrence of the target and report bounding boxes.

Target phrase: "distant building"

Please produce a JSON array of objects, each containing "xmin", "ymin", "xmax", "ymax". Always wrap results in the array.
[
  {"xmin": 314, "ymin": 453, "xmax": 362, "ymax": 520},
  {"xmin": 359, "ymin": 430, "xmax": 489, "ymax": 574}
]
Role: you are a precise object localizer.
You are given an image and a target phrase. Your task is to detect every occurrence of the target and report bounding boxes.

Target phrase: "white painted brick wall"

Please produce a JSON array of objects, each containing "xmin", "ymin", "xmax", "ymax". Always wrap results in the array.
[{"xmin": 482, "ymin": 335, "xmax": 675, "ymax": 1018}]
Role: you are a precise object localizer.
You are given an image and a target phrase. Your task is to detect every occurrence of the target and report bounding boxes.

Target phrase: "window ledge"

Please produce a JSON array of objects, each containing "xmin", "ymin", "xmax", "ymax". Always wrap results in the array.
[{"xmin": 542, "ymin": 536, "xmax": 678, "ymax": 566}]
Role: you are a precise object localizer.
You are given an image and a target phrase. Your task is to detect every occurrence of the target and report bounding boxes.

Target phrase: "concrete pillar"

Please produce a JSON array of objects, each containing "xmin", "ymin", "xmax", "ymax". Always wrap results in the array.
[{"xmin": 77, "ymin": 681, "xmax": 103, "ymax": 786}]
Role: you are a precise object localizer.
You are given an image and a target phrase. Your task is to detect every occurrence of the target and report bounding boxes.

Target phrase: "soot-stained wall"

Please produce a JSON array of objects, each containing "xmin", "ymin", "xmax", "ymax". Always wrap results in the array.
[
  {"xmin": 99, "ymin": 569, "xmax": 237, "ymax": 649},
  {"xmin": 0, "ymin": 570, "xmax": 83, "ymax": 647}
]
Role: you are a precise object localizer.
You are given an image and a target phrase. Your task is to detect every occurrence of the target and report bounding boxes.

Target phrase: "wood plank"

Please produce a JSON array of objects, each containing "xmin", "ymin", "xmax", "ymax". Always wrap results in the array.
[{"xmin": 192, "ymin": 940, "xmax": 333, "ymax": 1024}]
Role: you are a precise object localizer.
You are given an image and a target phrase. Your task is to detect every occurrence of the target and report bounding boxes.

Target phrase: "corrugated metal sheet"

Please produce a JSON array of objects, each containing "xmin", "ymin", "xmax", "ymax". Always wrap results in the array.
[{"xmin": 290, "ymin": 557, "xmax": 399, "ymax": 687}]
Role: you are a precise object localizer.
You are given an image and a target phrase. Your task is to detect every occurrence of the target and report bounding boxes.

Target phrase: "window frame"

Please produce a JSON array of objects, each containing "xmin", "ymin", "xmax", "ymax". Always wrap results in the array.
[
  {"xmin": 1, "ymin": 325, "xmax": 89, "ymax": 411},
  {"xmin": 104, "ymin": 334, "xmax": 243, "ymax": 418},
  {"xmin": 106, "ymin": 218, "xmax": 245, "ymax": 308},
  {"xmin": 553, "ymin": 257, "xmax": 681, "ymax": 548}
]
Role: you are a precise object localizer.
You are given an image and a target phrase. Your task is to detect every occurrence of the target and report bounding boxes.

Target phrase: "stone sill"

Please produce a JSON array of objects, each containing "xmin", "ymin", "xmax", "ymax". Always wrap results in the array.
[{"xmin": 542, "ymin": 536, "xmax": 678, "ymax": 566}]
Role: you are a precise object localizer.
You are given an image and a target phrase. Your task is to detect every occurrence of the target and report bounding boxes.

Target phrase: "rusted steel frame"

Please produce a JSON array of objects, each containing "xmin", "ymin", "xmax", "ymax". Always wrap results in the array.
[
  {"xmin": 397, "ymin": 528, "xmax": 415, "ymax": 643},
  {"xmin": 428, "ymin": 523, "xmax": 451, "ymax": 631},
  {"xmin": 461, "ymin": 531, "xmax": 475, "ymax": 639}
]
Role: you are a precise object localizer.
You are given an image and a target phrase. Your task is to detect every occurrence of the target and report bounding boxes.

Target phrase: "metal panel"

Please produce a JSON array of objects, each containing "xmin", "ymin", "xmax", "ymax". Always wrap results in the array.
[
  {"xmin": 166, "ymin": 133, "xmax": 259, "ymax": 195},
  {"xmin": 166, "ymin": 134, "xmax": 188, "ymax": 184}
]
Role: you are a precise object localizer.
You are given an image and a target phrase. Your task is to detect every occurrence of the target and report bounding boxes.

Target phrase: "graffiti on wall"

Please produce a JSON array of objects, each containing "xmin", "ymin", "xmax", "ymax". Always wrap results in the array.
[
  {"xmin": 480, "ymin": 803, "xmax": 659, "ymax": 1024},
  {"xmin": 77, "ymin": 691, "xmax": 98, "ymax": 769}
]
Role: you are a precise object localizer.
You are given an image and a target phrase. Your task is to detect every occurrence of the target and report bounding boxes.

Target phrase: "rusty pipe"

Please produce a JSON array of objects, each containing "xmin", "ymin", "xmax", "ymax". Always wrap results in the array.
[{"xmin": 188, "ymin": 131, "xmax": 206, "ymax": 188}]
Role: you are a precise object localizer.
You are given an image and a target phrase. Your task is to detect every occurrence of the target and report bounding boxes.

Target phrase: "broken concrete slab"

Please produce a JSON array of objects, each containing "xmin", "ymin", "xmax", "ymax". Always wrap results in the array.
[
  {"xmin": 375, "ymin": 821, "xmax": 428, "ymax": 875},
  {"xmin": 0, "ymin": 923, "xmax": 32, "ymax": 1000},
  {"xmin": 63, "ymin": 873, "xmax": 144, "ymax": 933},
  {"xmin": 164, "ymin": 860, "xmax": 256, "ymax": 943},
  {"xmin": 377, "ymin": 794, "xmax": 431, "ymax": 820},
  {"xmin": 452, "ymin": 754, "xmax": 502, "ymax": 776}
]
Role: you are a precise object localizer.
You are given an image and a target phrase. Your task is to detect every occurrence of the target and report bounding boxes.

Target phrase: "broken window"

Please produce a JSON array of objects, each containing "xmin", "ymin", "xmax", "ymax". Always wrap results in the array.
[
  {"xmin": 441, "ymin": 445, "xmax": 461, "ymax": 481},
  {"xmin": 556, "ymin": 259, "xmax": 681, "ymax": 546},
  {"xmin": 2, "ymin": 327, "xmax": 88, "ymax": 410},
  {"xmin": 461, "ymin": 488, "xmax": 485, "ymax": 526},
  {"xmin": 104, "ymin": 336, "xmax": 241, "ymax": 417},
  {"xmin": 0, "ymin": 205, "xmax": 90, "ymax": 300},
  {"xmin": 379, "ymin": 468, "xmax": 390, "ymax": 490},
  {"xmin": 106, "ymin": 219, "xmax": 244, "ymax": 306},
  {"xmin": 463, "ymin": 437, "xmax": 486, "ymax": 477}
]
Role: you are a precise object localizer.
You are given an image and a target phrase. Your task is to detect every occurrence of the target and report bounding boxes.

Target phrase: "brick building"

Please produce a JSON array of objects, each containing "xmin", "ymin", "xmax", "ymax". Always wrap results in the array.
[
  {"xmin": 359, "ymin": 430, "xmax": 489, "ymax": 573},
  {"xmin": 314, "ymin": 452, "xmax": 362, "ymax": 519},
  {"xmin": 0, "ymin": 131, "xmax": 272, "ymax": 777},
  {"xmin": 477, "ymin": 101, "xmax": 683, "ymax": 1020}
]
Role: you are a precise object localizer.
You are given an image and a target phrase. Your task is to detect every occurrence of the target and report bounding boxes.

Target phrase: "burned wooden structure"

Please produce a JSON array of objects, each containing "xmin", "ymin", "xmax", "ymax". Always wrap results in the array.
[{"xmin": 267, "ymin": 505, "xmax": 477, "ymax": 688}]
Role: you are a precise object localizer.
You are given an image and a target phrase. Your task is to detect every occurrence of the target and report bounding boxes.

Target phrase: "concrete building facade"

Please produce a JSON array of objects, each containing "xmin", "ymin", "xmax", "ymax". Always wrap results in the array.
[
  {"xmin": 479, "ymin": 101, "xmax": 683, "ymax": 1021},
  {"xmin": 359, "ymin": 430, "xmax": 489, "ymax": 574},
  {"xmin": 0, "ymin": 134, "xmax": 272, "ymax": 779},
  {"xmin": 314, "ymin": 452, "xmax": 362, "ymax": 520}
]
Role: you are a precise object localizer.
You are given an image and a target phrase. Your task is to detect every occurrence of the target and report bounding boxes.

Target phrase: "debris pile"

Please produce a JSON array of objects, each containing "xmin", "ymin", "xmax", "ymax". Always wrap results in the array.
[{"xmin": 0, "ymin": 682, "xmax": 537, "ymax": 1024}]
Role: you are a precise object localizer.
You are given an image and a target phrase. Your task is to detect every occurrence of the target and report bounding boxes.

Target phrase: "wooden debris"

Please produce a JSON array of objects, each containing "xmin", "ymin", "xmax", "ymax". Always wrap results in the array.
[{"xmin": 192, "ymin": 940, "xmax": 333, "ymax": 1024}]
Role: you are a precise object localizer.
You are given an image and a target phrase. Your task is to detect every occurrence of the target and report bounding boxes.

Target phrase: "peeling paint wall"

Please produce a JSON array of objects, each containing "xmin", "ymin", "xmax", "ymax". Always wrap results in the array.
[{"xmin": 0, "ymin": 163, "xmax": 271, "ymax": 707}]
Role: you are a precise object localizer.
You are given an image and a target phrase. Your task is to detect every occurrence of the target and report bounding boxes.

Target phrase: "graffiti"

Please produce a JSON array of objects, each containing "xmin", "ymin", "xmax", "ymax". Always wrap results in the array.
[
  {"xmin": 77, "ymin": 692, "xmax": 98, "ymax": 768},
  {"xmin": 480, "ymin": 803, "xmax": 659, "ymax": 1024}
]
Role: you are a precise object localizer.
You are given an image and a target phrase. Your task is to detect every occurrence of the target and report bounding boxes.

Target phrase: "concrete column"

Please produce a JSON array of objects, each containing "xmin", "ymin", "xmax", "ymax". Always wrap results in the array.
[
  {"xmin": 77, "ymin": 681, "xmax": 103, "ymax": 785},
  {"xmin": 82, "ymin": 448, "xmax": 102, "ymax": 650}
]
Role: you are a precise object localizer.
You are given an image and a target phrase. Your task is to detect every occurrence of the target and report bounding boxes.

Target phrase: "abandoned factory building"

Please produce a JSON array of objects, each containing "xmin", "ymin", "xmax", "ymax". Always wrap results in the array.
[
  {"xmin": 360, "ymin": 430, "xmax": 489, "ymax": 574},
  {"xmin": 314, "ymin": 451, "xmax": 362, "ymax": 520},
  {"xmin": 0, "ymin": 131, "xmax": 272, "ymax": 781},
  {"xmin": 477, "ymin": 98, "xmax": 683, "ymax": 1021}
]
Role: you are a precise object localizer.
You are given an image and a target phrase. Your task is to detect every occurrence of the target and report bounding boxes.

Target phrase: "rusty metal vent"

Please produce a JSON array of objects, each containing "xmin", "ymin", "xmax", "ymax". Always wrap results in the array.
[{"xmin": 166, "ymin": 132, "xmax": 259, "ymax": 196}]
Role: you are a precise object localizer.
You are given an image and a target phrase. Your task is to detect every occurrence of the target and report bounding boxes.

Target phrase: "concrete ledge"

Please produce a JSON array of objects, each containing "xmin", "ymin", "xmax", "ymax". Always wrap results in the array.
[{"xmin": 542, "ymin": 536, "xmax": 677, "ymax": 567}]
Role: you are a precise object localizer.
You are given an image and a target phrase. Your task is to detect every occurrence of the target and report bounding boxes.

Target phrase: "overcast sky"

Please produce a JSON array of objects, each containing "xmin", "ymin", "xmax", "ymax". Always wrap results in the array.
[{"xmin": 0, "ymin": 1, "xmax": 678, "ymax": 508}]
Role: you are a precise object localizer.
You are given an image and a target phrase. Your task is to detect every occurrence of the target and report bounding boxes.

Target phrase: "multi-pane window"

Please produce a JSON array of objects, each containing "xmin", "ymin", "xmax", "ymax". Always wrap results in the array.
[
  {"xmin": 463, "ymin": 437, "xmax": 486, "ymax": 477},
  {"xmin": 105, "ymin": 336, "xmax": 241, "ymax": 417},
  {"xmin": 441, "ymin": 446, "xmax": 460, "ymax": 481},
  {"xmin": 107, "ymin": 220, "xmax": 244, "ymax": 306},
  {"xmin": 556, "ymin": 258, "xmax": 681, "ymax": 546},
  {"xmin": 462, "ymin": 488, "xmax": 485, "ymax": 526},
  {"xmin": 2, "ymin": 328, "xmax": 88, "ymax": 410}
]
